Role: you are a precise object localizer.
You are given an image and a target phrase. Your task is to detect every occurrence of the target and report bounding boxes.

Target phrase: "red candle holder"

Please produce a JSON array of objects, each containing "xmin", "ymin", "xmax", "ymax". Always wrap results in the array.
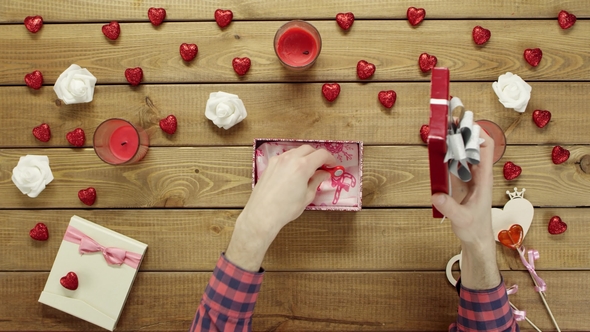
[
  {"xmin": 476, "ymin": 120, "xmax": 506, "ymax": 164},
  {"xmin": 274, "ymin": 20, "xmax": 322, "ymax": 70},
  {"xmin": 93, "ymin": 119, "xmax": 149, "ymax": 165}
]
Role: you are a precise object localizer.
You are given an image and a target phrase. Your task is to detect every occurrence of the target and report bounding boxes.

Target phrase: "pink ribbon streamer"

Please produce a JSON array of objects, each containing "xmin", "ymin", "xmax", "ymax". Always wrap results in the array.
[
  {"xmin": 519, "ymin": 246, "xmax": 547, "ymax": 293},
  {"xmin": 63, "ymin": 226, "xmax": 142, "ymax": 269},
  {"xmin": 506, "ymin": 285, "xmax": 526, "ymax": 322}
]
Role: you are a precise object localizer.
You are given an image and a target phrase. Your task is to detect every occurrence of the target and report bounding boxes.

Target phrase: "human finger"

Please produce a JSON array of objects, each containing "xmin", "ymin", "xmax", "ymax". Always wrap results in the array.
[
  {"xmin": 282, "ymin": 144, "xmax": 317, "ymax": 158},
  {"xmin": 303, "ymin": 148, "xmax": 339, "ymax": 174},
  {"xmin": 471, "ymin": 128, "xmax": 494, "ymax": 185},
  {"xmin": 432, "ymin": 193, "xmax": 465, "ymax": 222},
  {"xmin": 306, "ymin": 170, "xmax": 331, "ymax": 202}
]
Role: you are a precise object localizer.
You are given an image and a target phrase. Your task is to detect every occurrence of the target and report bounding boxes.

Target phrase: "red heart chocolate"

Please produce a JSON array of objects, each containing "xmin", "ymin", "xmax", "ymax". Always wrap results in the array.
[
  {"xmin": 551, "ymin": 145, "xmax": 570, "ymax": 164},
  {"xmin": 503, "ymin": 161, "xmax": 521, "ymax": 180},
  {"xmin": 472, "ymin": 26, "xmax": 491, "ymax": 45},
  {"xmin": 102, "ymin": 21, "xmax": 120, "ymax": 40},
  {"xmin": 25, "ymin": 70, "xmax": 43, "ymax": 90},
  {"xmin": 322, "ymin": 83, "xmax": 341, "ymax": 102},
  {"xmin": 407, "ymin": 7, "xmax": 425, "ymax": 26},
  {"xmin": 33, "ymin": 123, "xmax": 51, "ymax": 142},
  {"xmin": 524, "ymin": 48, "xmax": 543, "ymax": 67},
  {"xmin": 418, "ymin": 53, "xmax": 437, "ymax": 73},
  {"xmin": 24, "ymin": 15, "xmax": 43, "ymax": 33},
  {"xmin": 532, "ymin": 110, "xmax": 551, "ymax": 128},
  {"xmin": 356, "ymin": 60, "xmax": 375, "ymax": 79},
  {"xmin": 336, "ymin": 12, "xmax": 355, "ymax": 30},
  {"xmin": 232, "ymin": 57, "xmax": 251, "ymax": 76},
  {"xmin": 419, "ymin": 124, "xmax": 430, "ymax": 143},
  {"xmin": 148, "ymin": 7, "xmax": 166, "ymax": 26},
  {"xmin": 548, "ymin": 216, "xmax": 567, "ymax": 234},
  {"xmin": 60, "ymin": 272, "xmax": 79, "ymax": 290},
  {"xmin": 215, "ymin": 9, "xmax": 233, "ymax": 28},
  {"xmin": 159, "ymin": 114, "xmax": 177, "ymax": 134},
  {"xmin": 66, "ymin": 128, "xmax": 85, "ymax": 147},
  {"xmin": 125, "ymin": 67, "xmax": 143, "ymax": 86},
  {"xmin": 498, "ymin": 224, "xmax": 524, "ymax": 249},
  {"xmin": 378, "ymin": 90, "xmax": 397, "ymax": 108},
  {"xmin": 180, "ymin": 43, "xmax": 198, "ymax": 62},
  {"xmin": 558, "ymin": 10, "xmax": 576, "ymax": 29},
  {"xmin": 78, "ymin": 187, "xmax": 97, "ymax": 206},
  {"xmin": 29, "ymin": 223, "xmax": 49, "ymax": 241}
]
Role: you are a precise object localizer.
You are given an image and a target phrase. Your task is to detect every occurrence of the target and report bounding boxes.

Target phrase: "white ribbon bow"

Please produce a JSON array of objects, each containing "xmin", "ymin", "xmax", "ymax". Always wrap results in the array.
[{"xmin": 443, "ymin": 97, "xmax": 484, "ymax": 182}]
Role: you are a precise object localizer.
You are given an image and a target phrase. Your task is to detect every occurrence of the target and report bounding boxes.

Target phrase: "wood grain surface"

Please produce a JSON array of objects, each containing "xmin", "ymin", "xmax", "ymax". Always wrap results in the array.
[
  {"xmin": 1, "ymin": 209, "xmax": 588, "ymax": 272},
  {"xmin": 2, "ymin": 21, "xmax": 589, "ymax": 84},
  {"xmin": 1, "ymin": 0, "xmax": 589, "ymax": 22},
  {"xmin": 1, "ymin": 0, "xmax": 589, "ymax": 331},
  {"xmin": 1, "ymin": 271, "xmax": 588, "ymax": 331},
  {"xmin": 2, "ymin": 82, "xmax": 590, "ymax": 147}
]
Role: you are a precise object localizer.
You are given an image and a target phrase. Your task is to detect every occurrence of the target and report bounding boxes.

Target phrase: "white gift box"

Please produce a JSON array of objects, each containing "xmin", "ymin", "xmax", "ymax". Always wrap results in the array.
[{"xmin": 39, "ymin": 215, "xmax": 147, "ymax": 331}]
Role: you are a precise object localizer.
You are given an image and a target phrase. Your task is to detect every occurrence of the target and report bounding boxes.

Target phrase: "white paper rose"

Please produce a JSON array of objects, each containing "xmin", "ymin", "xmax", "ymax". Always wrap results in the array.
[
  {"xmin": 53, "ymin": 64, "xmax": 97, "ymax": 105},
  {"xmin": 492, "ymin": 72, "xmax": 532, "ymax": 113},
  {"xmin": 11, "ymin": 155, "xmax": 54, "ymax": 198},
  {"xmin": 205, "ymin": 91, "xmax": 247, "ymax": 130}
]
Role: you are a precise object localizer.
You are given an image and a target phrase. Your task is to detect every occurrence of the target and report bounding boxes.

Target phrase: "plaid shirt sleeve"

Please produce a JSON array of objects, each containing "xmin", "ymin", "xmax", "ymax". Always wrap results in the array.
[
  {"xmin": 449, "ymin": 278, "xmax": 519, "ymax": 332},
  {"xmin": 190, "ymin": 254, "xmax": 264, "ymax": 332}
]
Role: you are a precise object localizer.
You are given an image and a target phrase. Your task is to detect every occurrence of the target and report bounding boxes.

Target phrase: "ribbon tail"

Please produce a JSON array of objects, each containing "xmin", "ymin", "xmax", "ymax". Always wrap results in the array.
[{"xmin": 520, "ymin": 247, "xmax": 547, "ymax": 293}]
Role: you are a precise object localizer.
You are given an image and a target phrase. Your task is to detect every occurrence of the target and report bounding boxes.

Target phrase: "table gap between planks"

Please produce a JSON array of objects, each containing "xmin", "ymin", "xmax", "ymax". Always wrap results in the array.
[{"xmin": 1, "ymin": 1, "xmax": 589, "ymax": 331}]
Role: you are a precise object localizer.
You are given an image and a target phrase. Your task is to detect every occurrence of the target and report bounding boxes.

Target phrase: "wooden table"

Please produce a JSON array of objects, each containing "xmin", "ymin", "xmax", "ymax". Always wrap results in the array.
[{"xmin": 1, "ymin": 1, "xmax": 589, "ymax": 331}]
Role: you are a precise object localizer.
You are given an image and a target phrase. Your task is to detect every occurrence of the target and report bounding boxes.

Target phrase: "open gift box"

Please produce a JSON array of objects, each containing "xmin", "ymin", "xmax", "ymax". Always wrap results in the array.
[
  {"xmin": 253, "ymin": 138, "xmax": 363, "ymax": 211},
  {"xmin": 38, "ymin": 215, "xmax": 147, "ymax": 331}
]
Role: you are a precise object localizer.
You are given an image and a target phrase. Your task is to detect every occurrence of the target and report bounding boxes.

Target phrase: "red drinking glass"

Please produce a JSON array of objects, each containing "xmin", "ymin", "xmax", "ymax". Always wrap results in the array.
[{"xmin": 476, "ymin": 120, "xmax": 506, "ymax": 164}]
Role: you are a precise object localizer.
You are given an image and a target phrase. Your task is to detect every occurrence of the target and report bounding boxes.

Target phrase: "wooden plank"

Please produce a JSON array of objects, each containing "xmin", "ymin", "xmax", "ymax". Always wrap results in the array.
[
  {"xmin": 1, "ymin": 146, "xmax": 589, "ymax": 209},
  {"xmin": 0, "ymin": 271, "xmax": 588, "ymax": 331},
  {"xmin": 2, "ymin": 82, "xmax": 589, "ymax": 147},
  {"xmin": 1, "ymin": 20, "xmax": 589, "ymax": 84},
  {"xmin": 1, "ymin": 208, "xmax": 588, "ymax": 272},
  {"xmin": 2, "ymin": 0, "xmax": 589, "ymax": 22}
]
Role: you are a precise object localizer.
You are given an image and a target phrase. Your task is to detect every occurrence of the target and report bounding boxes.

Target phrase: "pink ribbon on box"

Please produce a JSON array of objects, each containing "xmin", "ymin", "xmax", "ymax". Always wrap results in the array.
[
  {"xmin": 519, "ymin": 246, "xmax": 547, "ymax": 293},
  {"xmin": 506, "ymin": 285, "xmax": 526, "ymax": 322},
  {"xmin": 63, "ymin": 226, "xmax": 142, "ymax": 269}
]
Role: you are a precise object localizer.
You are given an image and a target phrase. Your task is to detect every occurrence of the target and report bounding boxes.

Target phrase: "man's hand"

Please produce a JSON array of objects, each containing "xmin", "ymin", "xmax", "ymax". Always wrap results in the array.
[
  {"xmin": 431, "ymin": 129, "xmax": 501, "ymax": 290},
  {"xmin": 225, "ymin": 145, "xmax": 338, "ymax": 272}
]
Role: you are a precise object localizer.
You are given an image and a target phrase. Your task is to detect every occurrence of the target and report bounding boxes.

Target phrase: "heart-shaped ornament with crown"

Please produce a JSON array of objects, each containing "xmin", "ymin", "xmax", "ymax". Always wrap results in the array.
[{"xmin": 492, "ymin": 188, "xmax": 534, "ymax": 244}]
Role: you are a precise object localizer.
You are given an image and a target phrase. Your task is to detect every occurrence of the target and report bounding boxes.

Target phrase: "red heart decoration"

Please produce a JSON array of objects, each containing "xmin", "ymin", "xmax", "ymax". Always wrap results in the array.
[
  {"xmin": 180, "ymin": 43, "xmax": 198, "ymax": 62},
  {"xmin": 159, "ymin": 115, "xmax": 178, "ymax": 134},
  {"xmin": 498, "ymin": 224, "xmax": 524, "ymax": 249},
  {"xmin": 551, "ymin": 145, "xmax": 570, "ymax": 164},
  {"xmin": 532, "ymin": 109, "xmax": 551, "ymax": 128},
  {"xmin": 419, "ymin": 124, "xmax": 430, "ymax": 143},
  {"xmin": 215, "ymin": 9, "xmax": 233, "ymax": 28},
  {"xmin": 503, "ymin": 161, "xmax": 521, "ymax": 180},
  {"xmin": 78, "ymin": 187, "xmax": 97, "ymax": 206},
  {"xmin": 378, "ymin": 90, "xmax": 397, "ymax": 108},
  {"xmin": 60, "ymin": 272, "xmax": 79, "ymax": 290},
  {"xmin": 232, "ymin": 57, "xmax": 251, "ymax": 76},
  {"xmin": 24, "ymin": 15, "xmax": 43, "ymax": 33},
  {"xmin": 24, "ymin": 70, "xmax": 43, "ymax": 90},
  {"xmin": 102, "ymin": 21, "xmax": 120, "ymax": 40},
  {"xmin": 336, "ymin": 12, "xmax": 355, "ymax": 30},
  {"xmin": 29, "ymin": 223, "xmax": 49, "ymax": 241},
  {"xmin": 524, "ymin": 48, "xmax": 543, "ymax": 67},
  {"xmin": 406, "ymin": 7, "xmax": 425, "ymax": 26},
  {"xmin": 33, "ymin": 123, "xmax": 51, "ymax": 142},
  {"xmin": 66, "ymin": 128, "xmax": 85, "ymax": 147},
  {"xmin": 472, "ymin": 26, "xmax": 491, "ymax": 45},
  {"xmin": 356, "ymin": 60, "xmax": 375, "ymax": 80},
  {"xmin": 322, "ymin": 83, "xmax": 341, "ymax": 102},
  {"xmin": 125, "ymin": 67, "xmax": 143, "ymax": 86},
  {"xmin": 548, "ymin": 216, "xmax": 567, "ymax": 234},
  {"xmin": 418, "ymin": 53, "xmax": 437, "ymax": 73},
  {"xmin": 148, "ymin": 7, "xmax": 166, "ymax": 26},
  {"xmin": 558, "ymin": 10, "xmax": 576, "ymax": 29}
]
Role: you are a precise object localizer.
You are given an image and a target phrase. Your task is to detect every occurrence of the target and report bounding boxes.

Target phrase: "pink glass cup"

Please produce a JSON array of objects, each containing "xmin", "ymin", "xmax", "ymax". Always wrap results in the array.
[
  {"xmin": 93, "ymin": 119, "xmax": 149, "ymax": 165},
  {"xmin": 274, "ymin": 20, "xmax": 322, "ymax": 70},
  {"xmin": 476, "ymin": 120, "xmax": 507, "ymax": 164}
]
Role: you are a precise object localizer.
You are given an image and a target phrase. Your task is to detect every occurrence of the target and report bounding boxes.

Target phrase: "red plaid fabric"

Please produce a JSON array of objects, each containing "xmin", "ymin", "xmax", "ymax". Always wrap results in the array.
[
  {"xmin": 449, "ymin": 279, "xmax": 519, "ymax": 332},
  {"xmin": 190, "ymin": 254, "xmax": 264, "ymax": 332}
]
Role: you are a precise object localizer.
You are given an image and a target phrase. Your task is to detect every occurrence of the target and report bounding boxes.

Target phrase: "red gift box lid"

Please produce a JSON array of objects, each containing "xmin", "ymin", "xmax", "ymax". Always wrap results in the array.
[{"xmin": 428, "ymin": 67, "xmax": 450, "ymax": 218}]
